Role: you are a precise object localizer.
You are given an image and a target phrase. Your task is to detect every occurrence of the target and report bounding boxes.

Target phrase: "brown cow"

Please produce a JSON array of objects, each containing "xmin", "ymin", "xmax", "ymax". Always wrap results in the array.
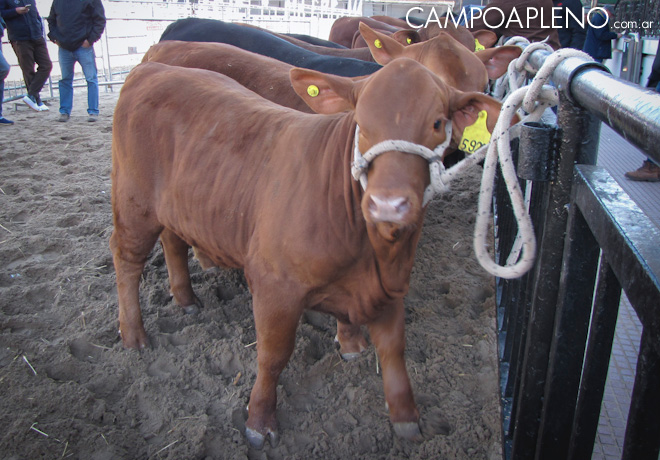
[
  {"xmin": 142, "ymin": 41, "xmax": 316, "ymax": 113},
  {"xmin": 143, "ymin": 25, "xmax": 520, "ymax": 116},
  {"xmin": 110, "ymin": 58, "xmax": 506, "ymax": 448},
  {"xmin": 330, "ymin": 15, "xmax": 495, "ymax": 51},
  {"xmin": 359, "ymin": 23, "xmax": 521, "ymax": 93},
  {"xmin": 329, "ymin": 16, "xmax": 402, "ymax": 47}
]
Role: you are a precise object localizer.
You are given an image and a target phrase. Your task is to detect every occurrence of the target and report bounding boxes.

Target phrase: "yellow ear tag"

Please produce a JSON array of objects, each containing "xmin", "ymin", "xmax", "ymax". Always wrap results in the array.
[
  {"xmin": 474, "ymin": 38, "xmax": 485, "ymax": 52},
  {"xmin": 406, "ymin": 37, "xmax": 412, "ymax": 44},
  {"xmin": 459, "ymin": 110, "xmax": 491, "ymax": 154},
  {"xmin": 374, "ymin": 39, "xmax": 382, "ymax": 49},
  {"xmin": 307, "ymin": 85, "xmax": 320, "ymax": 97}
]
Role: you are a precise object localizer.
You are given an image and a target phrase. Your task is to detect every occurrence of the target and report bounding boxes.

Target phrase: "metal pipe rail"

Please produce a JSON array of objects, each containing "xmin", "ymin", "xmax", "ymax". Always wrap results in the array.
[
  {"xmin": 495, "ymin": 42, "xmax": 660, "ymax": 460},
  {"xmin": 526, "ymin": 50, "xmax": 660, "ymax": 164}
]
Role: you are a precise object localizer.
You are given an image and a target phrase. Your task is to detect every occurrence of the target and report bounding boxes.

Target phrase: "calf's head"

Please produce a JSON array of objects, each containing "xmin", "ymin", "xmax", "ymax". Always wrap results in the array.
[
  {"xmin": 290, "ymin": 58, "xmax": 505, "ymax": 247},
  {"xmin": 359, "ymin": 23, "xmax": 522, "ymax": 93}
]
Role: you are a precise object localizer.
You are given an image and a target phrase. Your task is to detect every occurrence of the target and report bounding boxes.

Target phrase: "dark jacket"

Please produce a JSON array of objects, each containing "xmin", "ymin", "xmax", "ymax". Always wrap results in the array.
[
  {"xmin": 647, "ymin": 50, "xmax": 660, "ymax": 89},
  {"xmin": 0, "ymin": 0, "xmax": 44, "ymax": 41},
  {"xmin": 47, "ymin": 0, "xmax": 105, "ymax": 52},
  {"xmin": 583, "ymin": 10, "xmax": 618, "ymax": 60},
  {"xmin": 469, "ymin": 0, "xmax": 561, "ymax": 50},
  {"xmin": 552, "ymin": 0, "xmax": 586, "ymax": 50}
]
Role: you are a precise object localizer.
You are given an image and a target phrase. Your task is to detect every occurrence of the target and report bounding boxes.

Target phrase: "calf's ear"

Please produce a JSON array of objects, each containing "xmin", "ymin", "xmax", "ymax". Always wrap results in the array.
[
  {"xmin": 472, "ymin": 30, "xmax": 498, "ymax": 49},
  {"xmin": 475, "ymin": 45, "xmax": 522, "ymax": 80},
  {"xmin": 448, "ymin": 90, "xmax": 517, "ymax": 146},
  {"xmin": 391, "ymin": 29, "xmax": 421, "ymax": 46},
  {"xmin": 289, "ymin": 68, "xmax": 356, "ymax": 114},
  {"xmin": 359, "ymin": 22, "xmax": 406, "ymax": 65}
]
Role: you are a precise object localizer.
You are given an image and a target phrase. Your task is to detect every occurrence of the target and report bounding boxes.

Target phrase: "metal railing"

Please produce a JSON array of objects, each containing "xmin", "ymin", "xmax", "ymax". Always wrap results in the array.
[
  {"xmin": 2, "ymin": 0, "xmax": 360, "ymax": 105},
  {"xmin": 494, "ymin": 47, "xmax": 660, "ymax": 460}
]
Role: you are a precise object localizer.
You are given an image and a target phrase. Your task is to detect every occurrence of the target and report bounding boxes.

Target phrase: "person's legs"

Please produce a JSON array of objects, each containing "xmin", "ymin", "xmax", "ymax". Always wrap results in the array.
[
  {"xmin": 29, "ymin": 38, "xmax": 52, "ymax": 104},
  {"xmin": 57, "ymin": 47, "xmax": 76, "ymax": 116},
  {"xmin": 75, "ymin": 46, "xmax": 99, "ymax": 115},
  {"xmin": 0, "ymin": 41, "xmax": 13, "ymax": 123},
  {"xmin": 10, "ymin": 40, "xmax": 36, "ymax": 95},
  {"xmin": 12, "ymin": 40, "xmax": 42, "ymax": 111}
]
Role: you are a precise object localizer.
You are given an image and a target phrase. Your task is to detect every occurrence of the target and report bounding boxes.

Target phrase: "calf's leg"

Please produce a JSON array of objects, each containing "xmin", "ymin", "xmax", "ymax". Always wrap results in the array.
[
  {"xmin": 160, "ymin": 229, "xmax": 202, "ymax": 314},
  {"xmin": 110, "ymin": 226, "xmax": 162, "ymax": 349},
  {"xmin": 368, "ymin": 299, "xmax": 422, "ymax": 441},
  {"xmin": 245, "ymin": 289, "xmax": 302, "ymax": 449}
]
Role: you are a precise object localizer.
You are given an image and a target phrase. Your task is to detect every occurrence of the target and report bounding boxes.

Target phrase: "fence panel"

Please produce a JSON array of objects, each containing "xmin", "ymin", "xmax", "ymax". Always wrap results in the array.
[{"xmin": 495, "ymin": 47, "xmax": 660, "ymax": 460}]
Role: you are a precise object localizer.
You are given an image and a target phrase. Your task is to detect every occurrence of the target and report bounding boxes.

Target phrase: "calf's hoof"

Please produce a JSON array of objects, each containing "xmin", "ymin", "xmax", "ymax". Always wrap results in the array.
[
  {"xmin": 182, "ymin": 304, "xmax": 200, "ymax": 315},
  {"xmin": 245, "ymin": 427, "xmax": 279, "ymax": 449},
  {"xmin": 394, "ymin": 421, "xmax": 423, "ymax": 442},
  {"xmin": 119, "ymin": 328, "xmax": 149, "ymax": 349},
  {"xmin": 334, "ymin": 334, "xmax": 368, "ymax": 361}
]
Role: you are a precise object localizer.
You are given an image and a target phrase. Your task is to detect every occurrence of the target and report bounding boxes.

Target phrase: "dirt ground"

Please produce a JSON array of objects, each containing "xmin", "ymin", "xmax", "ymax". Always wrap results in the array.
[{"xmin": 0, "ymin": 89, "xmax": 501, "ymax": 460}]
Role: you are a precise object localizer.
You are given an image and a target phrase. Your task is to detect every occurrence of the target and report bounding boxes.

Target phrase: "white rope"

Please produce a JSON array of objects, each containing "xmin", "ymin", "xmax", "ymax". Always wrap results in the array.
[
  {"xmin": 491, "ymin": 37, "xmax": 553, "ymax": 101},
  {"xmin": 352, "ymin": 121, "xmax": 453, "ymax": 206},
  {"xmin": 473, "ymin": 47, "xmax": 594, "ymax": 279}
]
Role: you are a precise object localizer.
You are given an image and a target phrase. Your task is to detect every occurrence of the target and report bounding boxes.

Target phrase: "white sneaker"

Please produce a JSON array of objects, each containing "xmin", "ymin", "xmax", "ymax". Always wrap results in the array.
[
  {"xmin": 22, "ymin": 95, "xmax": 40, "ymax": 111},
  {"xmin": 38, "ymin": 103, "xmax": 49, "ymax": 111}
]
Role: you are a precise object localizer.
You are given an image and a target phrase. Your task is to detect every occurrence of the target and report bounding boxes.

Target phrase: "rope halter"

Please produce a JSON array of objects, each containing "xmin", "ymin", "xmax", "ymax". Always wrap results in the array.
[{"xmin": 351, "ymin": 121, "xmax": 453, "ymax": 206}]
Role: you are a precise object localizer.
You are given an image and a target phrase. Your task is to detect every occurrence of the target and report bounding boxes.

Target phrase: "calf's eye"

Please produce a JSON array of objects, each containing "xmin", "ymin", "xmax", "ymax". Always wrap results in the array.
[{"xmin": 433, "ymin": 120, "xmax": 442, "ymax": 130}]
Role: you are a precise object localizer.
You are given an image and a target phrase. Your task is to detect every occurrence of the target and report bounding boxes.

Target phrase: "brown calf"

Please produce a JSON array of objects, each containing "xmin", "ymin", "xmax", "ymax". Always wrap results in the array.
[{"xmin": 111, "ymin": 59, "xmax": 505, "ymax": 448}]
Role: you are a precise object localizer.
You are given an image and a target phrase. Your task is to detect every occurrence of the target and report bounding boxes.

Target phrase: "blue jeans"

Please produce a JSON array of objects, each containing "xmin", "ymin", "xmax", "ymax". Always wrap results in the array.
[
  {"xmin": 0, "ymin": 40, "xmax": 11, "ymax": 118},
  {"xmin": 58, "ymin": 45, "xmax": 99, "ymax": 115}
]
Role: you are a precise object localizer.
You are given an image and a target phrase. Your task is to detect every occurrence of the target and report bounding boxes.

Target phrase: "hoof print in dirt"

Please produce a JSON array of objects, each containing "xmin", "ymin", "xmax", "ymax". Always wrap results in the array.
[{"xmin": 420, "ymin": 408, "xmax": 453, "ymax": 437}]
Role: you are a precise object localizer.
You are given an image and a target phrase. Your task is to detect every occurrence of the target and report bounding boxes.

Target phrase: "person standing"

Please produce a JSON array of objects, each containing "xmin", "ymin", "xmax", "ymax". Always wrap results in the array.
[
  {"xmin": 0, "ymin": 15, "xmax": 14, "ymax": 124},
  {"xmin": 0, "ymin": 0, "xmax": 52, "ymax": 111},
  {"xmin": 552, "ymin": 0, "xmax": 586, "ymax": 50},
  {"xmin": 47, "ymin": 0, "xmax": 105, "ymax": 122},
  {"xmin": 583, "ymin": 6, "xmax": 621, "ymax": 63}
]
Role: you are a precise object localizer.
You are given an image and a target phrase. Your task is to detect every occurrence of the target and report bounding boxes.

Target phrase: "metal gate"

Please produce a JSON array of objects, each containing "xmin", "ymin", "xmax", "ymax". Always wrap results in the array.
[{"xmin": 494, "ymin": 48, "xmax": 660, "ymax": 459}]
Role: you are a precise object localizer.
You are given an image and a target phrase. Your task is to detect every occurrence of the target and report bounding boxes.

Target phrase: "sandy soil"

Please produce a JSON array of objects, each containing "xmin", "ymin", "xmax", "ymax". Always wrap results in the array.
[{"xmin": 0, "ymin": 89, "xmax": 501, "ymax": 460}]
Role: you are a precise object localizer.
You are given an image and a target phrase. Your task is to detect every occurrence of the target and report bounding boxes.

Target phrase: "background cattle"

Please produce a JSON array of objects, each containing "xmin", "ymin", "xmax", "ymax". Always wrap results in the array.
[
  {"xmin": 283, "ymin": 32, "xmax": 346, "ymax": 48},
  {"xmin": 329, "ymin": 15, "xmax": 496, "ymax": 51},
  {"xmin": 145, "ymin": 24, "xmax": 520, "ymax": 166},
  {"xmin": 110, "ymin": 58, "xmax": 506, "ymax": 448},
  {"xmin": 159, "ymin": 18, "xmax": 381, "ymax": 77}
]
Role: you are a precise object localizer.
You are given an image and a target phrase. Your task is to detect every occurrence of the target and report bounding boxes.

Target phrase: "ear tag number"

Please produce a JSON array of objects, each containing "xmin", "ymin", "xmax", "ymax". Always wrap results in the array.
[
  {"xmin": 459, "ymin": 110, "xmax": 491, "ymax": 154},
  {"xmin": 474, "ymin": 38, "xmax": 485, "ymax": 51},
  {"xmin": 307, "ymin": 85, "xmax": 320, "ymax": 97},
  {"xmin": 406, "ymin": 37, "xmax": 412, "ymax": 44},
  {"xmin": 374, "ymin": 39, "xmax": 382, "ymax": 48}
]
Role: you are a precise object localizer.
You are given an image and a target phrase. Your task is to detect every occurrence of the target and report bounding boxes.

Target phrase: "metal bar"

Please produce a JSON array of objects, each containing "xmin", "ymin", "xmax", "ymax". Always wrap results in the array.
[
  {"xmin": 535, "ymin": 187, "xmax": 601, "ymax": 460},
  {"xmin": 622, "ymin": 326, "xmax": 660, "ymax": 459},
  {"xmin": 567, "ymin": 257, "xmax": 621, "ymax": 460},
  {"xmin": 570, "ymin": 165, "xmax": 660, "ymax": 351},
  {"xmin": 510, "ymin": 93, "xmax": 600, "ymax": 460},
  {"xmin": 525, "ymin": 51, "xmax": 660, "ymax": 165},
  {"xmin": 505, "ymin": 179, "xmax": 548, "ymax": 440}
]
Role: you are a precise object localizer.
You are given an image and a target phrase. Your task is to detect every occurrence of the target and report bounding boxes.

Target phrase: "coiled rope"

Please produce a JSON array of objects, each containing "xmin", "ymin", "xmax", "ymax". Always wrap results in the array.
[{"xmin": 472, "ymin": 47, "xmax": 595, "ymax": 279}]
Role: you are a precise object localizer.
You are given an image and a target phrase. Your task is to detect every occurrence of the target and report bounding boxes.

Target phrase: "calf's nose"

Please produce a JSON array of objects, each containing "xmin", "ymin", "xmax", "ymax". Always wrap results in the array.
[{"xmin": 367, "ymin": 195, "xmax": 411, "ymax": 224}]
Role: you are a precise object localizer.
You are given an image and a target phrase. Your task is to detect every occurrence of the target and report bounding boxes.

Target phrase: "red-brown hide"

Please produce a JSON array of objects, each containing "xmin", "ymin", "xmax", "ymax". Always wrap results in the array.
[
  {"xmin": 143, "ymin": 27, "xmax": 519, "ymax": 119},
  {"xmin": 330, "ymin": 15, "xmax": 483, "ymax": 51},
  {"xmin": 142, "ymin": 41, "xmax": 315, "ymax": 113},
  {"xmin": 110, "ymin": 58, "xmax": 506, "ymax": 447}
]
